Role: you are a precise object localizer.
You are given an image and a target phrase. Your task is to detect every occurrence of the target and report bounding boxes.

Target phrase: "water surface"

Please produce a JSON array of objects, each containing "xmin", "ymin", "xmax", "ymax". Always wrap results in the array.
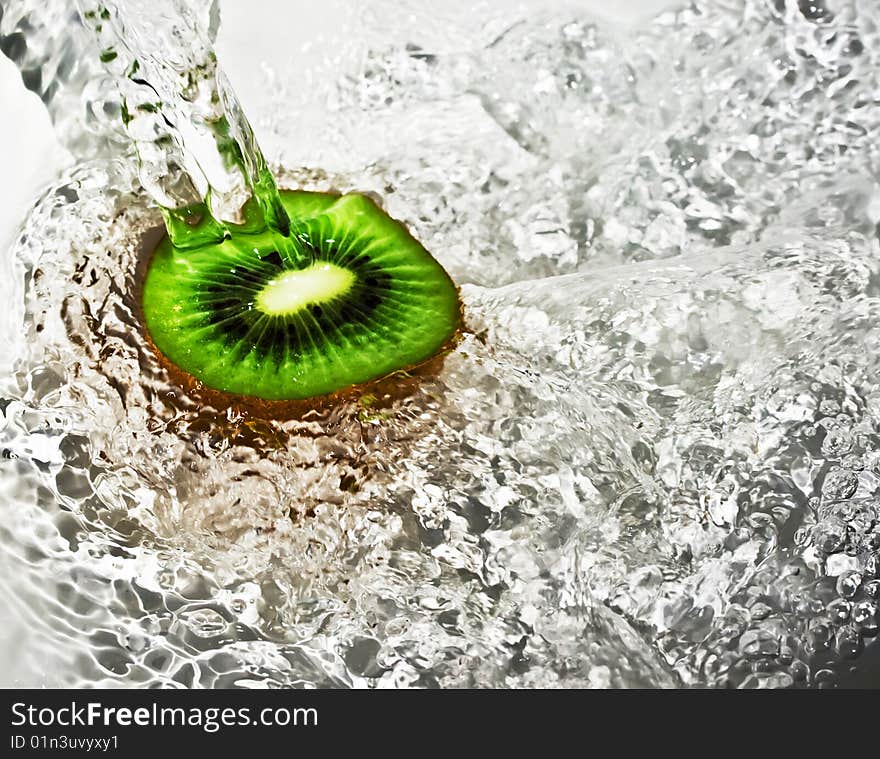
[{"xmin": 1, "ymin": 0, "xmax": 879, "ymax": 688}]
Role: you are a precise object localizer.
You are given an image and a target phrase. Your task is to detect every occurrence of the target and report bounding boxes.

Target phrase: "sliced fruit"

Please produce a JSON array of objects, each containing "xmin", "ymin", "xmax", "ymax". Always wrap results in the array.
[{"xmin": 141, "ymin": 190, "xmax": 460, "ymax": 400}]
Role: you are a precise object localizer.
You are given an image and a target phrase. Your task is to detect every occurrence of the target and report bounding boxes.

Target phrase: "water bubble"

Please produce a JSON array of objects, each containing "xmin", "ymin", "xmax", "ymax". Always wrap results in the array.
[
  {"xmin": 851, "ymin": 600, "xmax": 878, "ymax": 632},
  {"xmin": 822, "ymin": 428, "xmax": 853, "ymax": 457},
  {"xmin": 806, "ymin": 623, "xmax": 833, "ymax": 656},
  {"xmin": 789, "ymin": 660, "xmax": 809, "ymax": 682},
  {"xmin": 827, "ymin": 598, "xmax": 851, "ymax": 624},
  {"xmin": 822, "ymin": 469, "xmax": 859, "ymax": 500},
  {"xmin": 814, "ymin": 517, "xmax": 847, "ymax": 553},
  {"xmin": 836, "ymin": 571, "xmax": 863, "ymax": 599},
  {"xmin": 835, "ymin": 626, "xmax": 863, "ymax": 659}
]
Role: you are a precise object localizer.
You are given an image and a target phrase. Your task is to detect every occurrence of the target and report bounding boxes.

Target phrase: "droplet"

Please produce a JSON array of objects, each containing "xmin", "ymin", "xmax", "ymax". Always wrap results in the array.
[
  {"xmin": 827, "ymin": 598, "xmax": 850, "ymax": 624},
  {"xmin": 814, "ymin": 517, "xmax": 847, "ymax": 553},
  {"xmin": 822, "ymin": 469, "xmax": 858, "ymax": 500},
  {"xmin": 789, "ymin": 660, "xmax": 809, "ymax": 682},
  {"xmin": 852, "ymin": 600, "xmax": 878, "ymax": 632},
  {"xmin": 806, "ymin": 623, "xmax": 832, "ymax": 656},
  {"xmin": 837, "ymin": 571, "xmax": 863, "ymax": 599},
  {"xmin": 835, "ymin": 626, "xmax": 863, "ymax": 659},
  {"xmin": 822, "ymin": 428, "xmax": 853, "ymax": 457}
]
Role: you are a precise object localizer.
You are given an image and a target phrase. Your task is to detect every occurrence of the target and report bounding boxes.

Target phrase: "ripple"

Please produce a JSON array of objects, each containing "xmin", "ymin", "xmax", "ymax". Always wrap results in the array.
[{"xmin": 2, "ymin": 0, "xmax": 880, "ymax": 688}]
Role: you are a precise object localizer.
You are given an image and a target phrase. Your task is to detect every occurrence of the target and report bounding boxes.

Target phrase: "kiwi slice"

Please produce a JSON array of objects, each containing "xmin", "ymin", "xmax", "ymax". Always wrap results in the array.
[{"xmin": 141, "ymin": 191, "xmax": 460, "ymax": 401}]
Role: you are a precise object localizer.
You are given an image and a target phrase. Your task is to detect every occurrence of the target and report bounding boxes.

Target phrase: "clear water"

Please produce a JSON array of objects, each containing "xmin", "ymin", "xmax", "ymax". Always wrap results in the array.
[
  {"xmin": 74, "ymin": 0, "xmax": 291, "ymax": 241},
  {"xmin": 2, "ymin": 0, "xmax": 880, "ymax": 688}
]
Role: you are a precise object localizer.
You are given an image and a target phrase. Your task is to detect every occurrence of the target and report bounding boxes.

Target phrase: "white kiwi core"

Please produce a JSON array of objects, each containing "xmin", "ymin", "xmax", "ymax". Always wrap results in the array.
[{"xmin": 255, "ymin": 262, "xmax": 356, "ymax": 316}]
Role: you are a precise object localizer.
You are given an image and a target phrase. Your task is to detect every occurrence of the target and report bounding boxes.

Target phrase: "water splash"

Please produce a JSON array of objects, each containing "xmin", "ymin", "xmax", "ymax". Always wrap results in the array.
[
  {"xmin": 1, "ymin": 0, "xmax": 880, "ymax": 688},
  {"xmin": 1, "ymin": 0, "xmax": 290, "ymax": 245},
  {"xmin": 74, "ymin": 0, "xmax": 291, "ymax": 244}
]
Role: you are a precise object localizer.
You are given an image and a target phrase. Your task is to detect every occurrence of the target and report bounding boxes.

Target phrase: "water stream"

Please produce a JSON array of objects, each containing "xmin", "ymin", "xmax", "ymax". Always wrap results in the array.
[
  {"xmin": 0, "ymin": 0, "xmax": 879, "ymax": 688},
  {"xmin": 75, "ymin": 0, "xmax": 294, "ymax": 247}
]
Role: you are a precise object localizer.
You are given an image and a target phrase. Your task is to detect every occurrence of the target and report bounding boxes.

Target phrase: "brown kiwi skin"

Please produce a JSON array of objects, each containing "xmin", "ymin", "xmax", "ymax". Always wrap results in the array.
[{"xmin": 133, "ymin": 223, "xmax": 467, "ymax": 423}]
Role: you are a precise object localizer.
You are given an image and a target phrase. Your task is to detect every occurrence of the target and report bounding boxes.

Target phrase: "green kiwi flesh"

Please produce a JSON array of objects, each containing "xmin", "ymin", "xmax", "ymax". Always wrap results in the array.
[{"xmin": 141, "ymin": 191, "xmax": 460, "ymax": 401}]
